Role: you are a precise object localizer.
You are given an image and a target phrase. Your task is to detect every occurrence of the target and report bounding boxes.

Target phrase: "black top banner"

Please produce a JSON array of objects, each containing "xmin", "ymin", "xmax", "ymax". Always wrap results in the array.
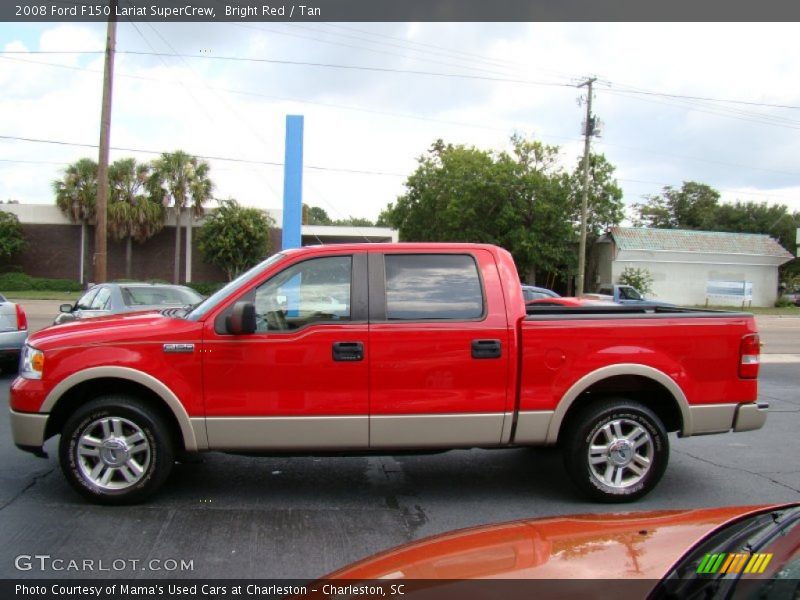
[{"xmin": 4, "ymin": 0, "xmax": 800, "ymax": 23}]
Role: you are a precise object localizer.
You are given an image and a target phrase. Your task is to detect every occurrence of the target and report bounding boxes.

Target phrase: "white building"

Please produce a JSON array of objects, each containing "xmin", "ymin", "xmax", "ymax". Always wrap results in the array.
[{"xmin": 595, "ymin": 227, "xmax": 795, "ymax": 307}]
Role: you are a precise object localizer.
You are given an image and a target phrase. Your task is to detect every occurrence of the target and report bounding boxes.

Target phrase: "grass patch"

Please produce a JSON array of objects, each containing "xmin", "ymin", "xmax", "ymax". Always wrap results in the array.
[
  {"xmin": 3, "ymin": 290, "xmax": 80, "ymax": 301},
  {"xmin": 0, "ymin": 272, "xmax": 82, "ymax": 293}
]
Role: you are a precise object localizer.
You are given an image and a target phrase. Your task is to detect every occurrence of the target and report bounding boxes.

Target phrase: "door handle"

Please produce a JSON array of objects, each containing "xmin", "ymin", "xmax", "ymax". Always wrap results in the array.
[
  {"xmin": 332, "ymin": 341, "xmax": 364, "ymax": 362},
  {"xmin": 472, "ymin": 339, "xmax": 502, "ymax": 359}
]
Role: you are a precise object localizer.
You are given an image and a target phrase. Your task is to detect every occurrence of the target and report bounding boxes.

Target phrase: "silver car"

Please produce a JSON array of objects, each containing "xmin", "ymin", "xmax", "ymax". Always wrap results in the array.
[
  {"xmin": 0, "ymin": 293, "xmax": 27, "ymax": 372},
  {"xmin": 55, "ymin": 283, "xmax": 205, "ymax": 325}
]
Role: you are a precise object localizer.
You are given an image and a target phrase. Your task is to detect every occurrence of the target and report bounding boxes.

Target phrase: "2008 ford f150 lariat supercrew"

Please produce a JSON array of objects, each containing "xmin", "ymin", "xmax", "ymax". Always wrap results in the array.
[{"xmin": 9, "ymin": 243, "xmax": 767, "ymax": 504}]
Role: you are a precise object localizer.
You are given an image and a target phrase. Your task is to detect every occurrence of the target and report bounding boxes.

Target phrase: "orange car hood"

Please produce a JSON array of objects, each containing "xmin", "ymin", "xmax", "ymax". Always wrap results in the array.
[{"xmin": 327, "ymin": 506, "xmax": 774, "ymax": 581}]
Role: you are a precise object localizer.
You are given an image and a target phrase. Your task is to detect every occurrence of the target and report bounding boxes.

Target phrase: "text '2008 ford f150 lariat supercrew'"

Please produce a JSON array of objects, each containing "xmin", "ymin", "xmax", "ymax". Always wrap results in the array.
[{"xmin": 9, "ymin": 243, "xmax": 767, "ymax": 504}]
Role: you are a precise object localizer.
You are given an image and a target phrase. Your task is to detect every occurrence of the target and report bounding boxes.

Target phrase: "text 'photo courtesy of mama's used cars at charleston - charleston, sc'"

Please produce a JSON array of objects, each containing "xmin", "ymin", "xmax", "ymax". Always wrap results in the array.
[{"xmin": 8, "ymin": 243, "xmax": 767, "ymax": 505}]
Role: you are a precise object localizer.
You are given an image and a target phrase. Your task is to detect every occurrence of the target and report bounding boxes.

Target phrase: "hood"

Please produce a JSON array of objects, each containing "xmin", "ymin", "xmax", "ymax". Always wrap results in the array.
[
  {"xmin": 27, "ymin": 310, "xmax": 201, "ymax": 351},
  {"xmin": 324, "ymin": 506, "xmax": 770, "ymax": 581}
]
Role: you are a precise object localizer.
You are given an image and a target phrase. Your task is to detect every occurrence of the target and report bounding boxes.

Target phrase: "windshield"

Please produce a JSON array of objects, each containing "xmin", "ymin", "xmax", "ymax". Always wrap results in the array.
[
  {"xmin": 620, "ymin": 286, "xmax": 644, "ymax": 301},
  {"xmin": 122, "ymin": 285, "xmax": 204, "ymax": 307},
  {"xmin": 185, "ymin": 253, "xmax": 285, "ymax": 321}
]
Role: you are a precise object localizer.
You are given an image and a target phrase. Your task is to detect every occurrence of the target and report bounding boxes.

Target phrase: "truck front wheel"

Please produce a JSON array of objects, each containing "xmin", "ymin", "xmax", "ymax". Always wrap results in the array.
[
  {"xmin": 562, "ymin": 399, "xmax": 669, "ymax": 502},
  {"xmin": 59, "ymin": 395, "xmax": 175, "ymax": 504}
]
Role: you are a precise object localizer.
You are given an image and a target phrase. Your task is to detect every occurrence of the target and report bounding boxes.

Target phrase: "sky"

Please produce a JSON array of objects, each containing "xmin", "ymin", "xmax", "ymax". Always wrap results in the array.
[{"xmin": 1, "ymin": 21, "xmax": 800, "ymax": 226}]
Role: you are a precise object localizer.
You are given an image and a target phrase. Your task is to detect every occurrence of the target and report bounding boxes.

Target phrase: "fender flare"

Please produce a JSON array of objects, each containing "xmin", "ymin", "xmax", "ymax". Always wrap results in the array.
[
  {"xmin": 42, "ymin": 366, "xmax": 205, "ymax": 451},
  {"xmin": 545, "ymin": 363, "xmax": 692, "ymax": 444}
]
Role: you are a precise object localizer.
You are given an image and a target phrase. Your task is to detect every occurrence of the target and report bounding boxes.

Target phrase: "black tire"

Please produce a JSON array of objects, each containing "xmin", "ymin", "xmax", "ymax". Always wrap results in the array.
[
  {"xmin": 562, "ymin": 399, "xmax": 669, "ymax": 503},
  {"xmin": 59, "ymin": 395, "xmax": 175, "ymax": 505}
]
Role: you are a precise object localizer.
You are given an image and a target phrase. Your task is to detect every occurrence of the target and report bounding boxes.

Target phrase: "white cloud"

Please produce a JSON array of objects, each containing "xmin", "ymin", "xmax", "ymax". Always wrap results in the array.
[{"xmin": 1, "ymin": 22, "xmax": 799, "ymax": 223}]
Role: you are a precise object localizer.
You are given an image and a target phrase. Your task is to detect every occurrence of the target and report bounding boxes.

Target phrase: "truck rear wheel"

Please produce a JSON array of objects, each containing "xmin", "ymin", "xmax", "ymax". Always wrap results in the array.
[
  {"xmin": 562, "ymin": 399, "xmax": 669, "ymax": 502},
  {"xmin": 59, "ymin": 395, "xmax": 174, "ymax": 504}
]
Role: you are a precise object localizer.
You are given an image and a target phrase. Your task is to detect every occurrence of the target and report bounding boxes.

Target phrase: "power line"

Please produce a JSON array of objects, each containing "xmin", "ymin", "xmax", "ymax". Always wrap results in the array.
[
  {"xmin": 224, "ymin": 22, "xmax": 528, "ymax": 81},
  {"xmin": 601, "ymin": 84, "xmax": 800, "ymax": 110},
  {"xmin": 0, "ymin": 133, "xmax": 407, "ymax": 176},
  {"xmin": 602, "ymin": 88, "xmax": 800, "ymax": 130},
  {"xmin": 116, "ymin": 50, "xmax": 579, "ymax": 88},
  {"xmin": 2, "ymin": 48, "xmax": 798, "ymax": 111},
  {"xmin": 4, "ymin": 54, "xmax": 799, "ymax": 181},
  {"xmin": 593, "ymin": 139, "xmax": 800, "ymax": 177},
  {"xmin": 0, "ymin": 49, "xmax": 577, "ymax": 88},
  {"xmin": 13, "ymin": 51, "xmax": 799, "ymax": 166},
  {"xmin": 0, "ymin": 158, "xmax": 70, "ymax": 165},
  {"xmin": 131, "ymin": 15, "xmax": 284, "ymax": 203},
  {"xmin": 0, "ymin": 54, "xmax": 581, "ymax": 144}
]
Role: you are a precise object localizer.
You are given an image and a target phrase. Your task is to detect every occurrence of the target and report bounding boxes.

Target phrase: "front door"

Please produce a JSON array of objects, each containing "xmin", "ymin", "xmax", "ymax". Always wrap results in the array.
[{"xmin": 202, "ymin": 253, "xmax": 369, "ymax": 450}]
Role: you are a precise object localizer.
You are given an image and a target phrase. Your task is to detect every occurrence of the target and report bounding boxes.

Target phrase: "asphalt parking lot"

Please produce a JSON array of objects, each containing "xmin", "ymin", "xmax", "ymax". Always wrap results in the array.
[{"xmin": 0, "ymin": 302, "xmax": 798, "ymax": 579}]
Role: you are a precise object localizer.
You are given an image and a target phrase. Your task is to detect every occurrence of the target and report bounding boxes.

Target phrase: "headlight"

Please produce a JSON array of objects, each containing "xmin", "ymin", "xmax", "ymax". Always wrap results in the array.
[{"xmin": 19, "ymin": 345, "xmax": 44, "ymax": 380}]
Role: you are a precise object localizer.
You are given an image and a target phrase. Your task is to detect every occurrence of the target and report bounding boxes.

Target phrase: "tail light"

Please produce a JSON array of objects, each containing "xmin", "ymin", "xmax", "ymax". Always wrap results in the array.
[
  {"xmin": 739, "ymin": 333, "xmax": 760, "ymax": 379},
  {"xmin": 15, "ymin": 304, "xmax": 27, "ymax": 331}
]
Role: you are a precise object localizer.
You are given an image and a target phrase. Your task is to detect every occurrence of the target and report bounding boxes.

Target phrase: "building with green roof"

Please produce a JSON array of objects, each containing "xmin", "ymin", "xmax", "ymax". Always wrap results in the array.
[{"xmin": 595, "ymin": 227, "xmax": 795, "ymax": 307}]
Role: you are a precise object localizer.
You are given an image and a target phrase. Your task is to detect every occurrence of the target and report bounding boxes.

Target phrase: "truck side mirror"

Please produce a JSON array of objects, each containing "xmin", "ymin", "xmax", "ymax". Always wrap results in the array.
[
  {"xmin": 59, "ymin": 304, "xmax": 74, "ymax": 313},
  {"xmin": 226, "ymin": 302, "xmax": 257, "ymax": 335}
]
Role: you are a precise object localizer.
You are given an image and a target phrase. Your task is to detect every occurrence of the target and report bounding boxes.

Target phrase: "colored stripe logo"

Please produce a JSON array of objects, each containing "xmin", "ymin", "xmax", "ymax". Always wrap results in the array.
[{"xmin": 697, "ymin": 552, "xmax": 773, "ymax": 574}]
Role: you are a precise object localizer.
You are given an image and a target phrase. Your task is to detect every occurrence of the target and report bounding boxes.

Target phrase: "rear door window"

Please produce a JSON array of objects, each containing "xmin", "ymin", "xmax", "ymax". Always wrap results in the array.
[{"xmin": 384, "ymin": 254, "xmax": 484, "ymax": 320}]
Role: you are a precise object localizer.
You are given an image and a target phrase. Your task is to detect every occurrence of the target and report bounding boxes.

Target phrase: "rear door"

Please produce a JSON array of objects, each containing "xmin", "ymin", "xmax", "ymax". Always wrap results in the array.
[{"xmin": 367, "ymin": 249, "xmax": 512, "ymax": 448}]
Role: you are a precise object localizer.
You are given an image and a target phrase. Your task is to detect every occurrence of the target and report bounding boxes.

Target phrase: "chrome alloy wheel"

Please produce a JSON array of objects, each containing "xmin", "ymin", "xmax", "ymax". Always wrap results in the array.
[
  {"xmin": 75, "ymin": 416, "xmax": 151, "ymax": 491},
  {"xmin": 588, "ymin": 418, "xmax": 654, "ymax": 489}
]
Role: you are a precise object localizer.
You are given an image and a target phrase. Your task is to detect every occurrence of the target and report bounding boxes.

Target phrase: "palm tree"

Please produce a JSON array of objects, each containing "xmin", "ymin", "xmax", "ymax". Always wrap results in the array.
[
  {"xmin": 53, "ymin": 158, "xmax": 98, "ymax": 284},
  {"xmin": 148, "ymin": 151, "xmax": 213, "ymax": 283},
  {"xmin": 108, "ymin": 158, "xmax": 165, "ymax": 279}
]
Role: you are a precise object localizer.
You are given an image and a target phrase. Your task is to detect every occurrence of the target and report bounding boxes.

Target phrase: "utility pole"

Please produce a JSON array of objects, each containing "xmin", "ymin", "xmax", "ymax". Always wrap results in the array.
[
  {"xmin": 94, "ymin": 0, "xmax": 117, "ymax": 284},
  {"xmin": 576, "ymin": 77, "xmax": 597, "ymax": 297}
]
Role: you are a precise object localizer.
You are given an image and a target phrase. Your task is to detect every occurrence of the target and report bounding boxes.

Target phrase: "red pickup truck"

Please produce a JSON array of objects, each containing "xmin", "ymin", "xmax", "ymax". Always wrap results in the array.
[{"xmin": 9, "ymin": 243, "xmax": 766, "ymax": 504}]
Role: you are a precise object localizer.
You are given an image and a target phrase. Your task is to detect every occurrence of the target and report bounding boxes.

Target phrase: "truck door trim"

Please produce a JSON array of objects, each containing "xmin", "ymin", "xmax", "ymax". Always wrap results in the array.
[
  {"xmin": 369, "ymin": 413, "xmax": 505, "ymax": 448},
  {"xmin": 205, "ymin": 416, "xmax": 369, "ymax": 450}
]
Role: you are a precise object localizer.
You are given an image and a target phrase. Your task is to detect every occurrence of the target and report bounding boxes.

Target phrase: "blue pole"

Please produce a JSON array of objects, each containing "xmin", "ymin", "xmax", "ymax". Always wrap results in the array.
[{"xmin": 281, "ymin": 115, "xmax": 304, "ymax": 250}]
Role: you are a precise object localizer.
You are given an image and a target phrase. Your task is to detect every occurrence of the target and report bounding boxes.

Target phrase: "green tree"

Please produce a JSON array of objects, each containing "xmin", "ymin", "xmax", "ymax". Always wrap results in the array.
[
  {"xmin": 53, "ymin": 158, "xmax": 98, "ymax": 284},
  {"xmin": 566, "ymin": 153, "xmax": 624, "ymax": 289},
  {"xmin": 332, "ymin": 216, "xmax": 375, "ymax": 227},
  {"xmin": 304, "ymin": 205, "xmax": 332, "ymax": 225},
  {"xmin": 716, "ymin": 201, "xmax": 799, "ymax": 281},
  {"xmin": 0, "ymin": 210, "xmax": 26, "ymax": 260},
  {"xmin": 633, "ymin": 181, "xmax": 721, "ymax": 229},
  {"xmin": 198, "ymin": 199, "xmax": 275, "ymax": 280},
  {"xmin": 107, "ymin": 158, "xmax": 165, "ymax": 279},
  {"xmin": 380, "ymin": 137, "xmax": 624, "ymax": 287},
  {"xmin": 618, "ymin": 266, "xmax": 654, "ymax": 296},
  {"xmin": 568, "ymin": 153, "xmax": 624, "ymax": 235},
  {"xmin": 148, "ymin": 151, "xmax": 213, "ymax": 283}
]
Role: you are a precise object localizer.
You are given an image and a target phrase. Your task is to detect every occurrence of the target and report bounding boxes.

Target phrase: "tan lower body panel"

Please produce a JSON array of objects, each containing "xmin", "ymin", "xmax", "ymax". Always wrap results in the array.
[
  {"xmin": 733, "ymin": 402, "xmax": 769, "ymax": 432},
  {"xmin": 205, "ymin": 416, "xmax": 368, "ymax": 450},
  {"xmin": 513, "ymin": 411, "xmax": 555, "ymax": 445},
  {"xmin": 369, "ymin": 413, "xmax": 505, "ymax": 449},
  {"xmin": 688, "ymin": 404, "xmax": 737, "ymax": 435},
  {"xmin": 9, "ymin": 410, "xmax": 48, "ymax": 448}
]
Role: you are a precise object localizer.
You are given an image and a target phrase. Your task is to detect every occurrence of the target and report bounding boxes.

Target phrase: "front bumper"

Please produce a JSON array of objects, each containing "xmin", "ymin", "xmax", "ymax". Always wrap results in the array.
[
  {"xmin": 733, "ymin": 401, "xmax": 769, "ymax": 432},
  {"xmin": 9, "ymin": 409, "xmax": 48, "ymax": 456}
]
